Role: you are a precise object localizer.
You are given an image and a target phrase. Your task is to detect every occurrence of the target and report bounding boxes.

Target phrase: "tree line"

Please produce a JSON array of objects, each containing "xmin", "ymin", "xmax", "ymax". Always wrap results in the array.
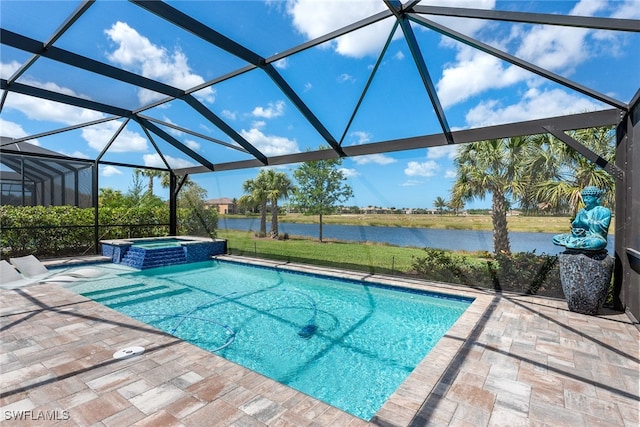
[{"xmin": 240, "ymin": 127, "xmax": 615, "ymax": 254}]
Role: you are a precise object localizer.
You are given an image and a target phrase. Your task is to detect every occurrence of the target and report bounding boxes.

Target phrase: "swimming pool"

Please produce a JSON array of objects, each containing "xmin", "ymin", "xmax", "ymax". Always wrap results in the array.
[{"xmin": 66, "ymin": 259, "xmax": 473, "ymax": 420}]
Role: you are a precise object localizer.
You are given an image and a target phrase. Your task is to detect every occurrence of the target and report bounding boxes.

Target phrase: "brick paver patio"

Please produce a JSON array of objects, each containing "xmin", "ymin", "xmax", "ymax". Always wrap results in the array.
[{"xmin": 1, "ymin": 256, "xmax": 638, "ymax": 426}]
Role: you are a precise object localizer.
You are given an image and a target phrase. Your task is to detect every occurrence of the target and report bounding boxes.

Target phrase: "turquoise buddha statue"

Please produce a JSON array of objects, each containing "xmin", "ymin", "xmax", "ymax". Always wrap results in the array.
[{"xmin": 552, "ymin": 186, "xmax": 611, "ymax": 252}]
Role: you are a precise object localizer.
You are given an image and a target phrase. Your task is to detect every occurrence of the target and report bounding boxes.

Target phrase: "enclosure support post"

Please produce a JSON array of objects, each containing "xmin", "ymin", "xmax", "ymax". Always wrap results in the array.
[
  {"xmin": 169, "ymin": 171, "xmax": 177, "ymax": 236},
  {"xmin": 615, "ymin": 92, "xmax": 639, "ymax": 321},
  {"xmin": 93, "ymin": 160, "xmax": 99, "ymax": 254}
]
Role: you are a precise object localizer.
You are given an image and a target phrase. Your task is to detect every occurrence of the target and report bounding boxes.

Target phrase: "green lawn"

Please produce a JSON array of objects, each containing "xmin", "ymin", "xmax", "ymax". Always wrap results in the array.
[
  {"xmin": 217, "ymin": 229, "xmax": 487, "ymax": 276},
  {"xmin": 222, "ymin": 213, "xmax": 590, "ymax": 233}
]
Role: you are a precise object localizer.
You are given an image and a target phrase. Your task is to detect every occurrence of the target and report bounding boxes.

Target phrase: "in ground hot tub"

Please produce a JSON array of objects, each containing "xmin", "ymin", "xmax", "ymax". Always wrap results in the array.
[{"xmin": 101, "ymin": 236, "xmax": 227, "ymax": 269}]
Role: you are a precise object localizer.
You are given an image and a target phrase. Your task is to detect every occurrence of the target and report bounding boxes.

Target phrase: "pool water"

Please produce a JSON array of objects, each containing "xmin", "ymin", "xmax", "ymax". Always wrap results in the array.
[
  {"xmin": 131, "ymin": 238, "xmax": 185, "ymax": 249},
  {"xmin": 67, "ymin": 260, "xmax": 472, "ymax": 420}
]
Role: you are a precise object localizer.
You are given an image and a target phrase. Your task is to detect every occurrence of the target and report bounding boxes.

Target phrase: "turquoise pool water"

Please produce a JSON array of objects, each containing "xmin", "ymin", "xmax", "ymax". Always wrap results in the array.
[
  {"xmin": 131, "ymin": 238, "xmax": 185, "ymax": 249},
  {"xmin": 67, "ymin": 260, "xmax": 472, "ymax": 420}
]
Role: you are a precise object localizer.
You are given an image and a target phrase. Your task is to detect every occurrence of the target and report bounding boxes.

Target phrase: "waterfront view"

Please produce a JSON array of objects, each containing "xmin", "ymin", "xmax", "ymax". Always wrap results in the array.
[{"xmin": 218, "ymin": 217, "xmax": 615, "ymax": 255}]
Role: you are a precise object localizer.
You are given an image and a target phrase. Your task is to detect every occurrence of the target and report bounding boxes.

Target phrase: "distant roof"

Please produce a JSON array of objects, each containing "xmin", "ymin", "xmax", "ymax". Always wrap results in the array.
[{"xmin": 205, "ymin": 198, "xmax": 236, "ymax": 205}]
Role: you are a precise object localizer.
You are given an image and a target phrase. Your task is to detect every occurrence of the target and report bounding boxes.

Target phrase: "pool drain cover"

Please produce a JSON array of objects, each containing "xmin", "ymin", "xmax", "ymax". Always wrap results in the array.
[{"xmin": 113, "ymin": 346, "xmax": 145, "ymax": 360}]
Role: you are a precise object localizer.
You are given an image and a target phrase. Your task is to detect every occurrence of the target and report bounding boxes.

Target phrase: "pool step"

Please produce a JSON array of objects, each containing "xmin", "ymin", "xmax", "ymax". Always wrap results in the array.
[{"xmin": 121, "ymin": 246, "xmax": 187, "ymax": 269}]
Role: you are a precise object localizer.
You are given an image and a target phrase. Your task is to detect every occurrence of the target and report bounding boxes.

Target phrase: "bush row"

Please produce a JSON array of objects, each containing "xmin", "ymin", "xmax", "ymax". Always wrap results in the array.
[
  {"xmin": 0, "ymin": 205, "xmax": 217, "ymax": 259},
  {"xmin": 411, "ymin": 248, "xmax": 563, "ymax": 298}
]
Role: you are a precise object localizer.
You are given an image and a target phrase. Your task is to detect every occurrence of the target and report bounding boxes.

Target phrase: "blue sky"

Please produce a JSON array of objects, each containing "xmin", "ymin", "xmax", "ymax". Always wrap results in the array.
[{"xmin": 1, "ymin": 0, "xmax": 639, "ymax": 210}]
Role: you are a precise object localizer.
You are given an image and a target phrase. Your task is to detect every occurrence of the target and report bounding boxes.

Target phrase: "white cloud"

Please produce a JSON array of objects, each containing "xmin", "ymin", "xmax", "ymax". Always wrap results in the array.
[
  {"xmin": 0, "ymin": 119, "xmax": 40, "ymax": 145},
  {"xmin": 252, "ymin": 120, "xmax": 267, "ymax": 130},
  {"xmin": 427, "ymin": 145, "xmax": 458, "ymax": 160},
  {"xmin": 4, "ymin": 88, "xmax": 104, "ymax": 125},
  {"xmin": 287, "ymin": 0, "xmax": 393, "ymax": 58},
  {"xmin": 162, "ymin": 117, "xmax": 184, "ymax": 137},
  {"xmin": 352, "ymin": 154, "xmax": 396, "ymax": 165},
  {"xmin": 105, "ymin": 21, "xmax": 214, "ymax": 104},
  {"xmin": 422, "ymin": 0, "xmax": 496, "ymax": 37},
  {"xmin": 1, "ymin": 62, "xmax": 149, "ymax": 154},
  {"xmin": 610, "ymin": 0, "xmax": 640, "ymax": 19},
  {"xmin": 339, "ymin": 167, "xmax": 359, "ymax": 178},
  {"xmin": 252, "ymin": 100, "xmax": 285, "ymax": 119},
  {"xmin": 82, "ymin": 121, "xmax": 147, "ymax": 152},
  {"xmin": 465, "ymin": 87, "xmax": 603, "ymax": 128},
  {"xmin": 404, "ymin": 160, "xmax": 439, "ymax": 177},
  {"xmin": 437, "ymin": 47, "xmax": 525, "ymax": 109},
  {"xmin": 240, "ymin": 127, "xmax": 299, "ymax": 156},
  {"xmin": 221, "ymin": 110, "xmax": 237, "ymax": 120},
  {"xmin": 434, "ymin": 0, "xmax": 633, "ymax": 110},
  {"xmin": 274, "ymin": 57, "xmax": 289, "ymax": 69},
  {"xmin": 444, "ymin": 169, "xmax": 457, "ymax": 179},
  {"xmin": 101, "ymin": 165, "xmax": 122, "ymax": 177},
  {"xmin": 337, "ymin": 73, "xmax": 355, "ymax": 83},
  {"xmin": 304, "ymin": 82, "xmax": 313, "ymax": 92},
  {"xmin": 185, "ymin": 139, "xmax": 201, "ymax": 151},
  {"xmin": 401, "ymin": 179, "xmax": 423, "ymax": 187},
  {"xmin": 143, "ymin": 153, "xmax": 196, "ymax": 169},
  {"xmin": 0, "ymin": 60, "xmax": 21, "ymax": 79},
  {"xmin": 350, "ymin": 131, "xmax": 371, "ymax": 144},
  {"xmin": 515, "ymin": 24, "xmax": 589, "ymax": 75},
  {"xmin": 59, "ymin": 150, "xmax": 90, "ymax": 159},
  {"xmin": 393, "ymin": 50, "xmax": 405, "ymax": 61}
]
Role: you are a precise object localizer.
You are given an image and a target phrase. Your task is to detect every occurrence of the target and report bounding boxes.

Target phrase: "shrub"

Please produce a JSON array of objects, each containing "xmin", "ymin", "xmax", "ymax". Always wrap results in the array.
[{"xmin": 412, "ymin": 247, "xmax": 563, "ymax": 298}]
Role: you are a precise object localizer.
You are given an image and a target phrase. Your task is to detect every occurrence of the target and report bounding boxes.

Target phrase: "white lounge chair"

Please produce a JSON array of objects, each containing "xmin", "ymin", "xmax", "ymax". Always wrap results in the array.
[
  {"xmin": 7, "ymin": 255, "xmax": 105, "ymax": 285},
  {"xmin": 0, "ymin": 260, "xmax": 24, "ymax": 285},
  {"xmin": 0, "ymin": 259, "xmax": 61, "ymax": 287}
]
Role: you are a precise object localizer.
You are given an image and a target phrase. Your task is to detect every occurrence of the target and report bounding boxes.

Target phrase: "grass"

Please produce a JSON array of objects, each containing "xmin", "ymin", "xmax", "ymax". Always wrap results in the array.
[
  {"xmin": 222, "ymin": 213, "xmax": 597, "ymax": 234},
  {"xmin": 217, "ymin": 229, "xmax": 488, "ymax": 276}
]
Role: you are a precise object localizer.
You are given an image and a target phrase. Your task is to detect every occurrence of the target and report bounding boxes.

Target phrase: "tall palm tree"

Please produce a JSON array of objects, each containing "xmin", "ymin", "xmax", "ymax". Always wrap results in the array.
[
  {"xmin": 529, "ymin": 126, "xmax": 615, "ymax": 217},
  {"xmin": 241, "ymin": 172, "xmax": 269, "ymax": 237},
  {"xmin": 451, "ymin": 136, "xmax": 530, "ymax": 255},
  {"xmin": 264, "ymin": 169, "xmax": 294, "ymax": 239}
]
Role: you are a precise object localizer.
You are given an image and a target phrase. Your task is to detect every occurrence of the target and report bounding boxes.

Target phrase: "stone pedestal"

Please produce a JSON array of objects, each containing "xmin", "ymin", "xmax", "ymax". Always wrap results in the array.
[{"xmin": 558, "ymin": 251, "xmax": 614, "ymax": 315}]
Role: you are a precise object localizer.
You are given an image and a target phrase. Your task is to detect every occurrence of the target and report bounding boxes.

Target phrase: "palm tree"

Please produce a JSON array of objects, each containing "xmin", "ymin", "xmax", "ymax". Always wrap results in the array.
[
  {"xmin": 240, "ymin": 172, "xmax": 269, "ymax": 237},
  {"xmin": 433, "ymin": 196, "xmax": 447, "ymax": 214},
  {"xmin": 264, "ymin": 169, "xmax": 294, "ymax": 239},
  {"xmin": 451, "ymin": 136, "xmax": 530, "ymax": 255},
  {"xmin": 135, "ymin": 168, "xmax": 164, "ymax": 195},
  {"xmin": 529, "ymin": 127, "xmax": 615, "ymax": 217}
]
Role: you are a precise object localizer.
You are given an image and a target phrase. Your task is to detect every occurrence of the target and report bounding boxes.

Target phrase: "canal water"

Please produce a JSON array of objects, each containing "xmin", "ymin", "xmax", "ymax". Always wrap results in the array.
[{"xmin": 218, "ymin": 217, "xmax": 615, "ymax": 255}]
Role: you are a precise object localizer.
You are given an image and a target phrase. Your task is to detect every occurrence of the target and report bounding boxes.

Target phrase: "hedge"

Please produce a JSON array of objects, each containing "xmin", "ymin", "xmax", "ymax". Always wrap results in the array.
[{"xmin": 0, "ymin": 205, "xmax": 217, "ymax": 259}]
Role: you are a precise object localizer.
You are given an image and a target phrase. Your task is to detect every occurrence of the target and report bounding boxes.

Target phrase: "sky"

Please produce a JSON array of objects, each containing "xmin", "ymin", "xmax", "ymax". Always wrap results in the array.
[{"xmin": 1, "ymin": 0, "xmax": 639, "ymax": 210}]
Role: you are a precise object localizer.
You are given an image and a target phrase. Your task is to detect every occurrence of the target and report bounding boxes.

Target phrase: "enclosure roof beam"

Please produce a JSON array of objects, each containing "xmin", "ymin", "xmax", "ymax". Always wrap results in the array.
[
  {"xmin": 408, "ymin": 14, "xmax": 628, "ymax": 110},
  {"xmin": 339, "ymin": 21, "xmax": 399, "ymax": 145},
  {"xmin": 96, "ymin": 119, "xmax": 130, "ymax": 163},
  {"xmin": 175, "ymin": 109, "xmax": 619, "ymax": 175},
  {"xmin": 1, "ymin": 116, "xmax": 120, "ymax": 146},
  {"xmin": 0, "ymin": 79, "xmax": 132, "ymax": 118},
  {"xmin": 0, "ymin": 29, "xmax": 186, "ymax": 100},
  {"xmin": 138, "ymin": 115, "xmax": 249, "ymax": 154},
  {"xmin": 130, "ymin": 0, "xmax": 263, "ymax": 66},
  {"xmin": 412, "ymin": 5, "xmax": 640, "ymax": 32},
  {"xmin": 0, "ymin": 157, "xmax": 58, "ymax": 182},
  {"xmin": 543, "ymin": 125, "xmax": 624, "ymax": 181},
  {"xmin": 134, "ymin": 116, "xmax": 216, "ymax": 172},
  {"xmin": 262, "ymin": 64, "xmax": 346, "ymax": 156},
  {"xmin": 131, "ymin": 0, "xmax": 345, "ymax": 157},
  {"xmin": 183, "ymin": 95, "xmax": 267, "ymax": 165},
  {"xmin": 385, "ymin": 0, "xmax": 454, "ymax": 143},
  {"xmin": 0, "ymin": 0, "xmax": 95, "ymax": 113}
]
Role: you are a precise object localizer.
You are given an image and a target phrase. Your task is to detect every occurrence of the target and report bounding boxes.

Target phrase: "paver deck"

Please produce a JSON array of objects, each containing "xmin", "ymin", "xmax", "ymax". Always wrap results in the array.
[{"xmin": 1, "ymin": 256, "xmax": 638, "ymax": 426}]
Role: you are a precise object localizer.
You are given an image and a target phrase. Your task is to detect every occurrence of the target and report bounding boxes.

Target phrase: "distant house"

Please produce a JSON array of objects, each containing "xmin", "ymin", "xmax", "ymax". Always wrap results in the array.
[{"xmin": 205, "ymin": 197, "xmax": 237, "ymax": 214}]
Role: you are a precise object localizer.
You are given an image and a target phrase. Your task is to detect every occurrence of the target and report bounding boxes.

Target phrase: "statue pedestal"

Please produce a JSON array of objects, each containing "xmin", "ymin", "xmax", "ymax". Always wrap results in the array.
[{"xmin": 558, "ymin": 251, "xmax": 614, "ymax": 315}]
